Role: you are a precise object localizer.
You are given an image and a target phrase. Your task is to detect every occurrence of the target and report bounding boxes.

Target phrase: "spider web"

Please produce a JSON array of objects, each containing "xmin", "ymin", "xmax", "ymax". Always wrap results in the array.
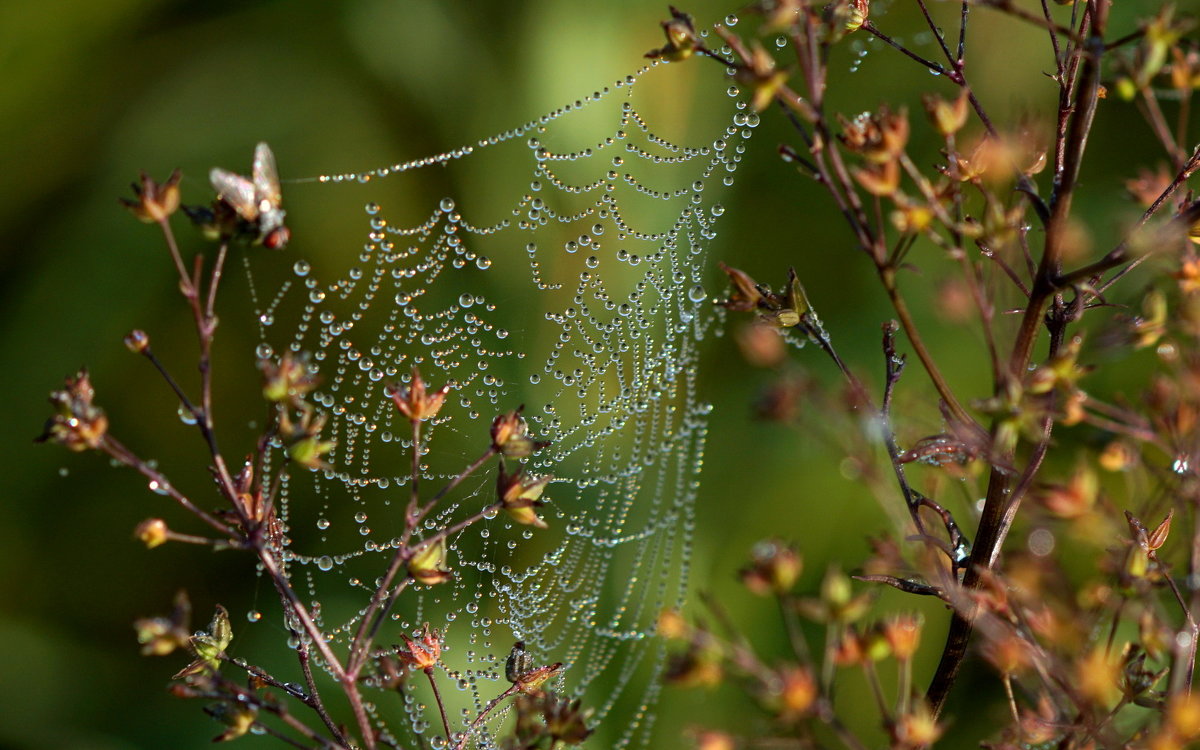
[{"xmin": 248, "ymin": 60, "xmax": 756, "ymax": 748}]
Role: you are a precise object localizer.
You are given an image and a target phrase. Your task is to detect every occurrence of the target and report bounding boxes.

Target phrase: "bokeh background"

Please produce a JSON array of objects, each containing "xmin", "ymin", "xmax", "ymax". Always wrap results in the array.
[{"xmin": 0, "ymin": 0, "xmax": 1178, "ymax": 747}]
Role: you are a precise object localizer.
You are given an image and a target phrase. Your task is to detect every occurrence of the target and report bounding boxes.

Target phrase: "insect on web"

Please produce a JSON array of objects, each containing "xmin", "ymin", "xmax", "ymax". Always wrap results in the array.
[{"xmin": 248, "ymin": 61, "xmax": 757, "ymax": 747}]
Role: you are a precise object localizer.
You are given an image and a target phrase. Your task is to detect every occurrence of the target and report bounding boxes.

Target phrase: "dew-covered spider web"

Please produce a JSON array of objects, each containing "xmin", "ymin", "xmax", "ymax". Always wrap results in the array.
[{"xmin": 247, "ymin": 60, "xmax": 757, "ymax": 748}]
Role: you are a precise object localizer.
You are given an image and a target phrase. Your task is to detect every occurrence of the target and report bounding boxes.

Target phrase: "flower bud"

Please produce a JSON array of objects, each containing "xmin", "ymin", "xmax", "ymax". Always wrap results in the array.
[
  {"xmin": 135, "ymin": 518, "xmax": 170, "ymax": 549},
  {"xmin": 542, "ymin": 693, "xmax": 594, "ymax": 744},
  {"xmin": 212, "ymin": 704, "xmax": 257, "ymax": 742},
  {"xmin": 408, "ymin": 538, "xmax": 452, "ymax": 586},
  {"xmin": 657, "ymin": 608, "xmax": 691, "ymax": 640},
  {"xmin": 174, "ymin": 604, "xmax": 233, "ymax": 678},
  {"xmin": 717, "ymin": 262, "xmax": 766, "ymax": 312},
  {"xmin": 260, "ymin": 351, "xmax": 319, "ymax": 404},
  {"xmin": 397, "ymin": 623, "xmax": 442, "ymax": 671},
  {"xmin": 124, "ymin": 330, "xmax": 150, "ymax": 354},
  {"xmin": 645, "ymin": 6, "xmax": 699, "ymax": 62},
  {"xmin": 892, "ymin": 702, "xmax": 942, "ymax": 748},
  {"xmin": 388, "ymin": 367, "xmax": 449, "ymax": 421},
  {"xmin": 883, "ymin": 613, "xmax": 922, "ymax": 660},
  {"xmin": 498, "ymin": 468, "xmax": 551, "ymax": 528},
  {"xmin": 491, "ymin": 409, "xmax": 547, "ymax": 458},
  {"xmin": 739, "ymin": 539, "xmax": 802, "ymax": 596},
  {"xmin": 119, "ymin": 169, "xmax": 182, "ymax": 223},
  {"xmin": 922, "ymin": 91, "xmax": 969, "ymax": 137},
  {"xmin": 37, "ymin": 369, "xmax": 108, "ymax": 452},
  {"xmin": 776, "ymin": 665, "xmax": 817, "ymax": 719}
]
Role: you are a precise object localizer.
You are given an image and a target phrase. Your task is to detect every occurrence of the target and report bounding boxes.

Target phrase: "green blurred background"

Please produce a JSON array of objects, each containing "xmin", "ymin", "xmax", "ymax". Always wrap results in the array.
[{"xmin": 1, "ymin": 0, "xmax": 1179, "ymax": 747}]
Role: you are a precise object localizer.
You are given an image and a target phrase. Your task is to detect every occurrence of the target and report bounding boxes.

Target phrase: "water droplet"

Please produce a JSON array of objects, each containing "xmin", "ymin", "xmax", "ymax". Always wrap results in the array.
[
  {"xmin": 293, "ymin": 260, "xmax": 311, "ymax": 277},
  {"xmin": 439, "ymin": 197, "xmax": 456, "ymax": 212},
  {"xmin": 177, "ymin": 404, "xmax": 198, "ymax": 425},
  {"xmin": 246, "ymin": 610, "xmax": 262, "ymax": 623},
  {"xmin": 688, "ymin": 284, "xmax": 707, "ymax": 303},
  {"xmin": 316, "ymin": 555, "xmax": 334, "ymax": 571}
]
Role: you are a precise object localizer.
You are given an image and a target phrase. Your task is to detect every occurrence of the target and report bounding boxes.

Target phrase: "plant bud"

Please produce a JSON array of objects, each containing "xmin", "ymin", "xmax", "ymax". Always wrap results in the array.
[
  {"xmin": 119, "ymin": 169, "xmax": 182, "ymax": 223},
  {"xmin": 397, "ymin": 623, "xmax": 442, "ymax": 671},
  {"xmin": 498, "ymin": 468, "xmax": 551, "ymax": 528},
  {"xmin": 922, "ymin": 91, "xmax": 969, "ymax": 136},
  {"xmin": 37, "ymin": 369, "xmax": 108, "ymax": 452},
  {"xmin": 388, "ymin": 366, "xmax": 449, "ymax": 421},
  {"xmin": 123, "ymin": 330, "xmax": 150, "ymax": 354},
  {"xmin": 408, "ymin": 538, "xmax": 452, "ymax": 586},
  {"xmin": 135, "ymin": 518, "xmax": 169, "ymax": 548},
  {"xmin": 739, "ymin": 539, "xmax": 802, "ymax": 596}
]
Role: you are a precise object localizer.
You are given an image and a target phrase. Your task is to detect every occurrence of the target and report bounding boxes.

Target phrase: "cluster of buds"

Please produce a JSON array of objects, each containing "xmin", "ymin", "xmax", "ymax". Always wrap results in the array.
[
  {"xmin": 497, "ymin": 468, "xmax": 552, "ymax": 529},
  {"xmin": 37, "ymin": 369, "xmax": 108, "ymax": 452},
  {"xmin": 387, "ymin": 366, "xmax": 449, "ymax": 422},
  {"xmin": 645, "ymin": 6, "xmax": 699, "ymax": 61},
  {"xmin": 1112, "ymin": 5, "xmax": 1192, "ymax": 96}
]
